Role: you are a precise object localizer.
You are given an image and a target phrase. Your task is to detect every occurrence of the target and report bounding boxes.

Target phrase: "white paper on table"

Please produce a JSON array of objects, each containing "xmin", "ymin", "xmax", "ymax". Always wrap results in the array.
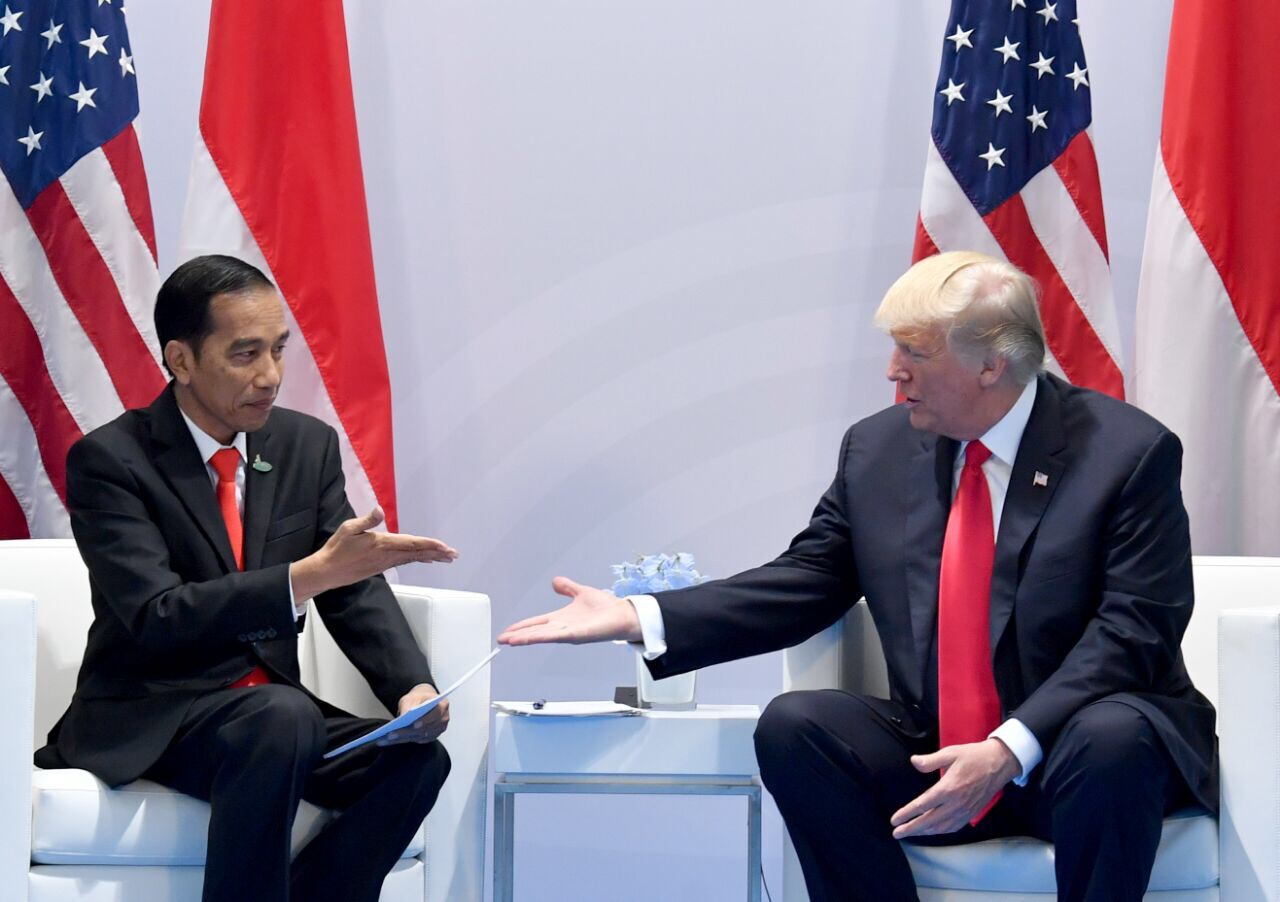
[
  {"xmin": 323, "ymin": 647, "xmax": 501, "ymax": 759},
  {"xmin": 491, "ymin": 701, "xmax": 641, "ymax": 717}
]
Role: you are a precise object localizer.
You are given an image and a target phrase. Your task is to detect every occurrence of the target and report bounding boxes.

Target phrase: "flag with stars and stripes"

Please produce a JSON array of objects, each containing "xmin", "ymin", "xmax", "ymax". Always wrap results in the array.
[
  {"xmin": 913, "ymin": 0, "xmax": 1123, "ymax": 398},
  {"xmin": 0, "ymin": 0, "xmax": 162, "ymax": 538}
]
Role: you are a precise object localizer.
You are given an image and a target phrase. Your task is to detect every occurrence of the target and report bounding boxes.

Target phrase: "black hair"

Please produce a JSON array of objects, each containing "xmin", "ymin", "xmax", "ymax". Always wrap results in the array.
[{"xmin": 154, "ymin": 255, "xmax": 274, "ymax": 376}]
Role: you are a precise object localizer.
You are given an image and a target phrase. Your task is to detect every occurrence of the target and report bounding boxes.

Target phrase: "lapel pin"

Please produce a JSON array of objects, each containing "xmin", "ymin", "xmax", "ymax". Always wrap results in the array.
[
  {"xmin": 1033, "ymin": 471, "xmax": 1048, "ymax": 487},
  {"xmin": 251, "ymin": 453, "xmax": 273, "ymax": 473}
]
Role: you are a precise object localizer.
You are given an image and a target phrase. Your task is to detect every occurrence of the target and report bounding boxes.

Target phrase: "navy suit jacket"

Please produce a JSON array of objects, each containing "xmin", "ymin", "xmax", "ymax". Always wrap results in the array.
[
  {"xmin": 648, "ymin": 372, "xmax": 1216, "ymax": 810},
  {"xmin": 36, "ymin": 385, "xmax": 433, "ymax": 787}
]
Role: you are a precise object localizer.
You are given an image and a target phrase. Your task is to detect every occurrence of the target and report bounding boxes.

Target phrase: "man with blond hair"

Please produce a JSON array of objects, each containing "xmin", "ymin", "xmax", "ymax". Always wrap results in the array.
[{"xmin": 500, "ymin": 252, "xmax": 1215, "ymax": 901}]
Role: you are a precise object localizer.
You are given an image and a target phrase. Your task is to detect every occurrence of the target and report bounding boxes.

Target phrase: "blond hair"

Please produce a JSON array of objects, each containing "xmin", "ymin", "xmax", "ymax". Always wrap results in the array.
[{"xmin": 873, "ymin": 251, "xmax": 1045, "ymax": 385}]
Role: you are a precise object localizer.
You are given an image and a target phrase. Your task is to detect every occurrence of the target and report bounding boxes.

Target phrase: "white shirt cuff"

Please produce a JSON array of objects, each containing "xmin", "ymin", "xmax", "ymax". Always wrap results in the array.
[
  {"xmin": 989, "ymin": 718, "xmax": 1043, "ymax": 786},
  {"xmin": 626, "ymin": 594, "xmax": 668, "ymax": 660},
  {"xmin": 286, "ymin": 564, "xmax": 305, "ymax": 621}
]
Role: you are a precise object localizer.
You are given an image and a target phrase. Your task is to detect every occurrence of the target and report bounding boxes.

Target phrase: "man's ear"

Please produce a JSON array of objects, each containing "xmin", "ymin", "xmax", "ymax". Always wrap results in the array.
[
  {"xmin": 164, "ymin": 340, "xmax": 195, "ymax": 386},
  {"xmin": 978, "ymin": 354, "xmax": 1008, "ymax": 388}
]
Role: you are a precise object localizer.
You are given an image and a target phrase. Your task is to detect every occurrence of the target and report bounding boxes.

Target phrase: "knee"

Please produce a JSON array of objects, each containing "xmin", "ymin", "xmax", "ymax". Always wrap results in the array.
[
  {"xmin": 1043, "ymin": 701, "xmax": 1162, "ymax": 795},
  {"xmin": 385, "ymin": 737, "xmax": 452, "ymax": 789},
  {"xmin": 755, "ymin": 691, "xmax": 830, "ymax": 774}
]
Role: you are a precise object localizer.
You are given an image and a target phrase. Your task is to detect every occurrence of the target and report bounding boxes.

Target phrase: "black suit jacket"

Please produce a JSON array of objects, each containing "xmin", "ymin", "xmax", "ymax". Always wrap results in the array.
[
  {"xmin": 648, "ymin": 373, "xmax": 1216, "ymax": 809},
  {"xmin": 37, "ymin": 385, "xmax": 433, "ymax": 787}
]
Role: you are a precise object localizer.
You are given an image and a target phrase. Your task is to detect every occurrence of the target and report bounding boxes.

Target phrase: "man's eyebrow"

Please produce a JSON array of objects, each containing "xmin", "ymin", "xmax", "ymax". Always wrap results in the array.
[{"xmin": 228, "ymin": 330, "xmax": 289, "ymax": 352}]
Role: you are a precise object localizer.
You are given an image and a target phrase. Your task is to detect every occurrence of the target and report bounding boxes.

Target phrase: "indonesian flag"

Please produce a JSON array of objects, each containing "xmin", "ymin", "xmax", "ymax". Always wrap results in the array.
[
  {"xmin": 1133, "ymin": 0, "xmax": 1280, "ymax": 556},
  {"xmin": 178, "ymin": 0, "xmax": 399, "ymax": 529}
]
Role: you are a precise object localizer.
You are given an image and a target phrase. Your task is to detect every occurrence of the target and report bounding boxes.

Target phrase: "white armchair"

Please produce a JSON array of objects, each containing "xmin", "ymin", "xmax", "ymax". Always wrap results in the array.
[
  {"xmin": 0, "ymin": 539, "xmax": 490, "ymax": 902},
  {"xmin": 781, "ymin": 555, "xmax": 1280, "ymax": 902}
]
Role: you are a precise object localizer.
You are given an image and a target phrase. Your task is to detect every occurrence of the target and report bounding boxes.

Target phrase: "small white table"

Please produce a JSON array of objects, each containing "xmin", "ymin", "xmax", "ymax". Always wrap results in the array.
[{"xmin": 491, "ymin": 703, "xmax": 762, "ymax": 902}]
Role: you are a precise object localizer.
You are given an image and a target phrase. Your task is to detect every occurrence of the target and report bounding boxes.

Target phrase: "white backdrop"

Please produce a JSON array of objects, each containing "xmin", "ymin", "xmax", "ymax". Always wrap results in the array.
[{"xmin": 127, "ymin": 2, "xmax": 1174, "ymax": 898}]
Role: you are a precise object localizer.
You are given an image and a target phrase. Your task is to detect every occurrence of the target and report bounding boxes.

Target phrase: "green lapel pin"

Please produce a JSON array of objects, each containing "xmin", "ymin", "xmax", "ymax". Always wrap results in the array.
[{"xmin": 251, "ymin": 453, "xmax": 273, "ymax": 473}]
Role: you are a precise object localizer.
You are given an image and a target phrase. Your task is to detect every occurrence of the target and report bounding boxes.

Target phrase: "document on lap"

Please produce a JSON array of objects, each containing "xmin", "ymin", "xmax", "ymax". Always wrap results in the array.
[{"xmin": 323, "ymin": 647, "xmax": 501, "ymax": 759}]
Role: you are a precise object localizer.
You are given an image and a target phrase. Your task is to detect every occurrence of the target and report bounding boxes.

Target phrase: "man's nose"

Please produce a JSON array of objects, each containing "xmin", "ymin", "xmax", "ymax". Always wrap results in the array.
[
  {"xmin": 256, "ymin": 358, "xmax": 282, "ymax": 388},
  {"xmin": 886, "ymin": 348, "xmax": 909, "ymax": 383}
]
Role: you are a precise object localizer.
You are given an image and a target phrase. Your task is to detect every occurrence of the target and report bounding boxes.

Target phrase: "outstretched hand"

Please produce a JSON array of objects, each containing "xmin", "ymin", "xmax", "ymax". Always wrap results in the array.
[
  {"xmin": 497, "ymin": 577, "xmax": 643, "ymax": 646},
  {"xmin": 291, "ymin": 506, "xmax": 459, "ymax": 602}
]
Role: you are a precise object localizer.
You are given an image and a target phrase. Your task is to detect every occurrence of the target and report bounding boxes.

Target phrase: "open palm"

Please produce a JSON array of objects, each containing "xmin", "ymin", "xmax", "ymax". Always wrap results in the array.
[{"xmin": 497, "ymin": 577, "xmax": 642, "ymax": 646}]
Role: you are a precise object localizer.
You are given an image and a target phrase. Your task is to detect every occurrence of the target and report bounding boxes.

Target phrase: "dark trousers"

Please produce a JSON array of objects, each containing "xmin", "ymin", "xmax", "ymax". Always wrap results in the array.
[
  {"xmin": 756, "ymin": 690, "xmax": 1190, "ymax": 902},
  {"xmin": 143, "ymin": 683, "xmax": 451, "ymax": 902}
]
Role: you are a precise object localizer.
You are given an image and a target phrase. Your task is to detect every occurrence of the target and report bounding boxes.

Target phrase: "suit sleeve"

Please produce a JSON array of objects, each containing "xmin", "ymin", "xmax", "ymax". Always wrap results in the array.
[
  {"xmin": 1010, "ymin": 429, "xmax": 1195, "ymax": 748},
  {"xmin": 648, "ymin": 428, "xmax": 862, "ymax": 678},
  {"xmin": 308, "ymin": 428, "xmax": 435, "ymax": 712},
  {"xmin": 66, "ymin": 434, "xmax": 296, "ymax": 657}
]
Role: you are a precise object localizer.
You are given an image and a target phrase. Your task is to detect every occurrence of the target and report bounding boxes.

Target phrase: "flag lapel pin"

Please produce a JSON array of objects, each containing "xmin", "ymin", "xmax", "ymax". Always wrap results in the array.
[{"xmin": 1033, "ymin": 471, "xmax": 1048, "ymax": 487}]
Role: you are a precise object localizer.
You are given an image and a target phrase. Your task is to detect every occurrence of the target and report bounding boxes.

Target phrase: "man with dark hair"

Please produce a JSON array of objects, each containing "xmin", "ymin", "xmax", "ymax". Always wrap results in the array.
[
  {"xmin": 37, "ymin": 254, "xmax": 458, "ymax": 902},
  {"xmin": 500, "ymin": 252, "xmax": 1214, "ymax": 902}
]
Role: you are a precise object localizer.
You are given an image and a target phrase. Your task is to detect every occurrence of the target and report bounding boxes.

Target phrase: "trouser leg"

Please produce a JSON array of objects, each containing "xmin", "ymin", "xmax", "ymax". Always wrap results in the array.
[
  {"xmin": 143, "ymin": 685, "xmax": 327, "ymax": 902},
  {"xmin": 755, "ymin": 690, "xmax": 937, "ymax": 902},
  {"xmin": 289, "ymin": 715, "xmax": 452, "ymax": 902},
  {"xmin": 1037, "ymin": 699, "xmax": 1187, "ymax": 902}
]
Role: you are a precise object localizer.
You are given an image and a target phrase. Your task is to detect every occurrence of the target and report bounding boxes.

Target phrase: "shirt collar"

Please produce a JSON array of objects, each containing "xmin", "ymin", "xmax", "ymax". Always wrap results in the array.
[
  {"xmin": 178, "ymin": 406, "xmax": 247, "ymax": 466},
  {"xmin": 961, "ymin": 377, "xmax": 1038, "ymax": 467}
]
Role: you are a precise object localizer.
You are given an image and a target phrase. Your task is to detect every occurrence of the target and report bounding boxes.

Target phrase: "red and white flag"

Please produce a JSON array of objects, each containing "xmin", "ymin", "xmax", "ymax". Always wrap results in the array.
[
  {"xmin": 1134, "ymin": 0, "xmax": 1280, "ymax": 555},
  {"xmin": 178, "ymin": 0, "xmax": 400, "ymax": 528},
  {"xmin": 0, "ymin": 1, "xmax": 164, "ymax": 539},
  {"xmin": 914, "ymin": 0, "xmax": 1124, "ymax": 398}
]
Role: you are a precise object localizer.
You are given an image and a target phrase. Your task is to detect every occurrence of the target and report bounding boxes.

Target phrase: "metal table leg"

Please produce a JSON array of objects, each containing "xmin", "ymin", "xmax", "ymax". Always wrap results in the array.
[
  {"xmin": 493, "ymin": 782, "xmax": 516, "ymax": 902},
  {"xmin": 746, "ymin": 782, "xmax": 762, "ymax": 902}
]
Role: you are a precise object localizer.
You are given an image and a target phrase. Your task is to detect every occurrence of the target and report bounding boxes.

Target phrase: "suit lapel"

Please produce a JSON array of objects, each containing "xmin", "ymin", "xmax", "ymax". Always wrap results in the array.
[
  {"xmin": 149, "ymin": 387, "xmax": 239, "ymax": 573},
  {"xmin": 904, "ymin": 430, "xmax": 956, "ymax": 701},
  {"xmin": 242, "ymin": 425, "xmax": 279, "ymax": 570},
  {"xmin": 989, "ymin": 374, "xmax": 1068, "ymax": 652}
]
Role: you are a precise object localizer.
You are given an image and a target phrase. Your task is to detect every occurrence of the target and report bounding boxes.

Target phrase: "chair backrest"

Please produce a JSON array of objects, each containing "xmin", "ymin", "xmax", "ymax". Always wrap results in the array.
[
  {"xmin": 0, "ymin": 540, "xmax": 95, "ymax": 751},
  {"xmin": 1182, "ymin": 556, "xmax": 1280, "ymax": 708},
  {"xmin": 0, "ymin": 538, "xmax": 321, "ymax": 752},
  {"xmin": 783, "ymin": 555, "xmax": 1280, "ymax": 707}
]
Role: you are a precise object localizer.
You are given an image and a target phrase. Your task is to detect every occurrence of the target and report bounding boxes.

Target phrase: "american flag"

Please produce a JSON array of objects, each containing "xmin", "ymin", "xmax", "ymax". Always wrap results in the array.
[
  {"xmin": 914, "ymin": 0, "xmax": 1123, "ymax": 398},
  {"xmin": 0, "ymin": 0, "xmax": 163, "ymax": 539}
]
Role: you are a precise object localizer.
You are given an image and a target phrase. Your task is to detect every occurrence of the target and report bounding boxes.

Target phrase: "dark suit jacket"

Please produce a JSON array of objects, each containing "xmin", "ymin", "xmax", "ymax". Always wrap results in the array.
[
  {"xmin": 647, "ymin": 373, "xmax": 1216, "ymax": 810},
  {"xmin": 36, "ymin": 385, "xmax": 433, "ymax": 787}
]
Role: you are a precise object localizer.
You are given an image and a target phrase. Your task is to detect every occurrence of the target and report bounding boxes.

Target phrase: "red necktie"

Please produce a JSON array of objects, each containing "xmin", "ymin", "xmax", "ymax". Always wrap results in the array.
[
  {"xmin": 937, "ymin": 440, "xmax": 1001, "ymax": 822},
  {"xmin": 210, "ymin": 448, "xmax": 270, "ymax": 689},
  {"xmin": 209, "ymin": 449, "xmax": 243, "ymax": 570}
]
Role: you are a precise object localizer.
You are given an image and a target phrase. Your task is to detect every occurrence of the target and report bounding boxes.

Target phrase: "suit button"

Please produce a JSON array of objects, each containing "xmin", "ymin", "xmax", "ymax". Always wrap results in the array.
[
  {"xmin": 266, "ymin": 628, "xmax": 277, "ymax": 639},
  {"xmin": 237, "ymin": 634, "xmax": 247, "ymax": 643}
]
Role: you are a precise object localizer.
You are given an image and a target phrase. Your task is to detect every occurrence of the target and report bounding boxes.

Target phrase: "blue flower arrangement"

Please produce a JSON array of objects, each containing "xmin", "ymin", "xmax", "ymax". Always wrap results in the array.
[{"xmin": 611, "ymin": 552, "xmax": 708, "ymax": 596}]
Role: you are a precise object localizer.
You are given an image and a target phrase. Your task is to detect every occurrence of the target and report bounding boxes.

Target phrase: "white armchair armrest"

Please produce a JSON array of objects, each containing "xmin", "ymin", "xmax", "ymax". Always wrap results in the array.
[
  {"xmin": 304, "ymin": 585, "xmax": 491, "ymax": 902},
  {"xmin": 0, "ymin": 591, "xmax": 36, "ymax": 902},
  {"xmin": 783, "ymin": 600, "xmax": 889, "ymax": 697},
  {"xmin": 1218, "ymin": 606, "xmax": 1280, "ymax": 902}
]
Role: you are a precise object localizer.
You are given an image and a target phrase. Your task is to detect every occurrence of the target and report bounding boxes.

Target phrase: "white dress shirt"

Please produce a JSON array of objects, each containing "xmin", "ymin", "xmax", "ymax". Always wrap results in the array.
[
  {"xmin": 629, "ymin": 377, "xmax": 1044, "ymax": 785},
  {"xmin": 179, "ymin": 409, "xmax": 303, "ymax": 620}
]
